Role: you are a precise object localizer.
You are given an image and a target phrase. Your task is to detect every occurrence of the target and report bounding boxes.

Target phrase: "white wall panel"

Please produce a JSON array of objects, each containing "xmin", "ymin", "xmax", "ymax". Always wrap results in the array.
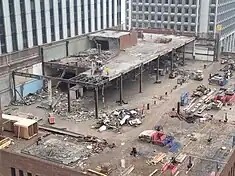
[
  {"xmin": 2, "ymin": 0, "xmax": 13, "ymax": 52},
  {"xmin": 84, "ymin": 0, "xmax": 89, "ymax": 33},
  {"xmin": 35, "ymin": 0, "xmax": 43, "ymax": 45},
  {"xmin": 44, "ymin": 0, "xmax": 52, "ymax": 43},
  {"xmin": 103, "ymin": 0, "xmax": 107, "ymax": 28},
  {"xmin": 91, "ymin": 0, "xmax": 95, "ymax": 32},
  {"xmin": 70, "ymin": 0, "xmax": 75, "ymax": 37},
  {"xmin": 109, "ymin": 0, "xmax": 112, "ymax": 27},
  {"xmin": 62, "ymin": 0, "xmax": 68, "ymax": 39},
  {"xmin": 54, "ymin": 0, "xmax": 60, "ymax": 41},
  {"xmin": 77, "ymin": 0, "xmax": 82, "ymax": 35},
  {"xmin": 114, "ymin": 0, "xmax": 118, "ymax": 26},
  {"xmin": 97, "ymin": 0, "xmax": 101, "ymax": 30},
  {"xmin": 14, "ymin": 0, "xmax": 23, "ymax": 50}
]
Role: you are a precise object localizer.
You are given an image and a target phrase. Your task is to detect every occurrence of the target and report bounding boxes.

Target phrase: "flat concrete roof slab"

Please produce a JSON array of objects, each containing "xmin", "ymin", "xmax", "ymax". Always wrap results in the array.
[
  {"xmin": 84, "ymin": 33, "xmax": 195, "ymax": 81},
  {"xmin": 89, "ymin": 30, "xmax": 130, "ymax": 39}
]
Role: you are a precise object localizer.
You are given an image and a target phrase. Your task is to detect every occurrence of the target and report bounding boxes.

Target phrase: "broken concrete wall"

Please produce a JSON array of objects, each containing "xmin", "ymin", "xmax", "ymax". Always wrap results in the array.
[
  {"xmin": 0, "ymin": 74, "xmax": 12, "ymax": 106},
  {"xmin": 0, "ymin": 150, "xmax": 87, "ymax": 176},
  {"xmin": 15, "ymin": 79, "xmax": 43, "ymax": 101},
  {"xmin": 221, "ymin": 51, "xmax": 235, "ymax": 58},
  {"xmin": 108, "ymin": 38, "xmax": 120, "ymax": 54},
  {"xmin": 119, "ymin": 31, "xmax": 138, "ymax": 50},
  {"xmin": 43, "ymin": 42, "xmax": 67, "ymax": 62},
  {"xmin": 0, "ymin": 47, "xmax": 40, "ymax": 75},
  {"xmin": 68, "ymin": 36, "xmax": 91, "ymax": 56}
]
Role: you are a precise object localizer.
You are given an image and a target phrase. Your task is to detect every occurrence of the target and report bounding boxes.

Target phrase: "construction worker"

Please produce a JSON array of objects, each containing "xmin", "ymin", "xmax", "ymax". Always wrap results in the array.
[{"xmin": 105, "ymin": 67, "xmax": 109, "ymax": 76}]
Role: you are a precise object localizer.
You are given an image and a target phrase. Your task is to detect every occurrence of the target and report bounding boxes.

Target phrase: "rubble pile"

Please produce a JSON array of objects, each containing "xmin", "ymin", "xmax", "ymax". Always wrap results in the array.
[
  {"xmin": 51, "ymin": 93, "xmax": 95, "ymax": 122},
  {"xmin": 70, "ymin": 48, "xmax": 113, "ymax": 68},
  {"xmin": 11, "ymin": 90, "xmax": 48, "ymax": 106},
  {"xmin": 73, "ymin": 74, "xmax": 108, "ymax": 84},
  {"xmin": 154, "ymin": 37, "xmax": 172, "ymax": 44},
  {"xmin": 95, "ymin": 108, "xmax": 145, "ymax": 132},
  {"xmin": 22, "ymin": 135, "xmax": 115, "ymax": 166}
]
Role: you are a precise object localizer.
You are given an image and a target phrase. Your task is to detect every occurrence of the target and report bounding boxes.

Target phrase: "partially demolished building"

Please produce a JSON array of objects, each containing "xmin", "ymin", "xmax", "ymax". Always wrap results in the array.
[{"xmin": 1, "ymin": 28, "xmax": 230, "ymax": 176}]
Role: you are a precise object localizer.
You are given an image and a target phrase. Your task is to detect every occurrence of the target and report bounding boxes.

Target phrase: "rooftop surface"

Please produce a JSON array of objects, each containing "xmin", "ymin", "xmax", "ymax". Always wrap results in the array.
[
  {"xmin": 47, "ymin": 32, "xmax": 195, "ymax": 86},
  {"xmin": 80, "ymin": 33, "xmax": 195, "ymax": 82},
  {"xmin": 88, "ymin": 30, "xmax": 130, "ymax": 39},
  {"xmin": 3, "ymin": 58, "xmax": 235, "ymax": 175}
]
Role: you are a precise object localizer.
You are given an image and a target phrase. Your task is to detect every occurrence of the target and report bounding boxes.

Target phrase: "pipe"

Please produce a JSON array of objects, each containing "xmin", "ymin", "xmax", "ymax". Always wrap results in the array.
[
  {"xmin": 177, "ymin": 102, "xmax": 180, "ymax": 114},
  {"xmin": 94, "ymin": 87, "xmax": 99, "ymax": 118}
]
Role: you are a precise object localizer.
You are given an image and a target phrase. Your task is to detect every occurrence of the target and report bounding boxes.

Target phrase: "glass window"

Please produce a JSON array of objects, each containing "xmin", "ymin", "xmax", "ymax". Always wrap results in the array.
[{"xmin": 11, "ymin": 168, "xmax": 16, "ymax": 176}]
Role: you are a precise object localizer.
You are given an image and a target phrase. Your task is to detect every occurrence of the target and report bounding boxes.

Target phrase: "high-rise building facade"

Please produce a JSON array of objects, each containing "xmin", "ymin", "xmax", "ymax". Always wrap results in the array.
[
  {"xmin": 0, "ymin": 0, "xmax": 126, "ymax": 55},
  {"xmin": 126, "ymin": 0, "xmax": 235, "ymax": 52}
]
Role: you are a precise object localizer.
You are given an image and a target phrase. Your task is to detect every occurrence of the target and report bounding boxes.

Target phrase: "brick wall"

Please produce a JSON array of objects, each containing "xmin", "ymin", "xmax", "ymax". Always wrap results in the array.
[
  {"xmin": 0, "ymin": 150, "xmax": 87, "ymax": 176},
  {"xmin": 218, "ymin": 149, "xmax": 235, "ymax": 176},
  {"xmin": 119, "ymin": 31, "xmax": 138, "ymax": 50}
]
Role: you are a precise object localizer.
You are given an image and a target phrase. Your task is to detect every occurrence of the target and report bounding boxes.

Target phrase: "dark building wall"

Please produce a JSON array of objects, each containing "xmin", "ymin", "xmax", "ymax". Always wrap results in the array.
[
  {"xmin": 0, "ymin": 150, "xmax": 87, "ymax": 176},
  {"xmin": 219, "ymin": 149, "xmax": 235, "ymax": 176},
  {"xmin": 119, "ymin": 31, "xmax": 138, "ymax": 50}
]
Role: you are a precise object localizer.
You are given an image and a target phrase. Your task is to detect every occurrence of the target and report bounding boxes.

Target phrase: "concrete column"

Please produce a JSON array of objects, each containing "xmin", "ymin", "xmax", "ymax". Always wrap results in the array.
[
  {"xmin": 119, "ymin": 74, "xmax": 123, "ymax": 105},
  {"xmin": 226, "ymin": 37, "xmax": 229, "ymax": 52},
  {"xmin": 192, "ymin": 41, "xmax": 196, "ymax": 59},
  {"xmin": 232, "ymin": 34, "xmax": 235, "ymax": 52},
  {"xmin": 102, "ymin": 84, "xmax": 105, "ymax": 108},
  {"xmin": 66, "ymin": 41, "xmax": 69, "ymax": 57},
  {"xmin": 67, "ymin": 83, "xmax": 71, "ymax": 112},
  {"xmin": 155, "ymin": 57, "xmax": 160, "ymax": 83},
  {"xmin": 171, "ymin": 50, "xmax": 175, "ymax": 71},
  {"xmin": 48, "ymin": 80, "xmax": 53, "ymax": 109},
  {"xmin": 139, "ymin": 64, "xmax": 143, "ymax": 93},
  {"xmin": 94, "ymin": 87, "xmax": 99, "ymax": 118},
  {"xmin": 215, "ymin": 33, "xmax": 220, "ymax": 61},
  {"xmin": 12, "ymin": 72, "xmax": 16, "ymax": 102},
  {"xmin": 183, "ymin": 46, "xmax": 185, "ymax": 65}
]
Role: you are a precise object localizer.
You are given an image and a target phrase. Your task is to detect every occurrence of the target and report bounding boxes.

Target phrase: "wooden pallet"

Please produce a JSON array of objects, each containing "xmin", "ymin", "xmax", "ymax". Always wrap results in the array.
[
  {"xmin": 148, "ymin": 152, "xmax": 166, "ymax": 165},
  {"xmin": 0, "ymin": 137, "xmax": 12, "ymax": 149}
]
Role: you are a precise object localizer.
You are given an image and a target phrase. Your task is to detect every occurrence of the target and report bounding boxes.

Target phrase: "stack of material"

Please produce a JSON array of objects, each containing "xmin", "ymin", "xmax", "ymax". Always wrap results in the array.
[
  {"xmin": 2, "ymin": 114, "xmax": 38, "ymax": 139},
  {"xmin": 154, "ymin": 38, "xmax": 172, "ymax": 44},
  {"xmin": 96, "ymin": 108, "xmax": 144, "ymax": 132},
  {"xmin": 68, "ymin": 48, "xmax": 113, "ymax": 68}
]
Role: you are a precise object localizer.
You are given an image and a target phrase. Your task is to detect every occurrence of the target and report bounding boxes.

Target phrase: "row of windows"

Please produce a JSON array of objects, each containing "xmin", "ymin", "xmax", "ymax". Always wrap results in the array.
[
  {"xmin": 130, "ymin": 5, "xmax": 197, "ymax": 14},
  {"xmin": 131, "ymin": 0, "xmax": 197, "ymax": 5},
  {"xmin": 131, "ymin": 21, "xmax": 196, "ymax": 31},
  {"xmin": 131, "ymin": 14, "xmax": 196, "ymax": 23},
  {"xmin": 0, "ymin": 0, "xmax": 7, "ymax": 53},
  {"xmin": 0, "ymin": 0, "xmax": 121, "ymax": 54},
  {"xmin": 11, "ymin": 167, "xmax": 38, "ymax": 176}
]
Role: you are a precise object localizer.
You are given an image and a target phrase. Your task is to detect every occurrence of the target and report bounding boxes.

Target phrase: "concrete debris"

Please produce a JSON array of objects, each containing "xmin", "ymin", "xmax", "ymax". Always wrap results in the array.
[
  {"xmin": 74, "ymin": 74, "xmax": 108, "ymax": 85},
  {"xmin": 95, "ymin": 108, "xmax": 144, "ymax": 132},
  {"xmin": 52, "ymin": 94, "xmax": 95, "ymax": 121},
  {"xmin": 69, "ymin": 48, "xmax": 113, "ymax": 68},
  {"xmin": 154, "ymin": 37, "xmax": 172, "ymax": 44},
  {"xmin": 11, "ymin": 90, "xmax": 48, "ymax": 106},
  {"xmin": 22, "ymin": 135, "xmax": 115, "ymax": 166}
]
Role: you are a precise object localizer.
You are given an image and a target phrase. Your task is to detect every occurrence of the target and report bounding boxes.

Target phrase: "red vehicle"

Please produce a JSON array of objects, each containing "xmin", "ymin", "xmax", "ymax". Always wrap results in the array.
[
  {"xmin": 138, "ymin": 130, "xmax": 173, "ymax": 146},
  {"xmin": 214, "ymin": 94, "xmax": 235, "ymax": 105}
]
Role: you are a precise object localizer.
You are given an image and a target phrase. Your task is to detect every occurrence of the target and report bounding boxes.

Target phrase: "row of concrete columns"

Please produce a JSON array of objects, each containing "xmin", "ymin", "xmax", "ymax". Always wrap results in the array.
[
  {"xmin": 12, "ymin": 42, "xmax": 187, "ymax": 119},
  {"xmin": 45, "ymin": 44, "xmax": 187, "ymax": 119},
  {"xmin": 222, "ymin": 33, "xmax": 235, "ymax": 52}
]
